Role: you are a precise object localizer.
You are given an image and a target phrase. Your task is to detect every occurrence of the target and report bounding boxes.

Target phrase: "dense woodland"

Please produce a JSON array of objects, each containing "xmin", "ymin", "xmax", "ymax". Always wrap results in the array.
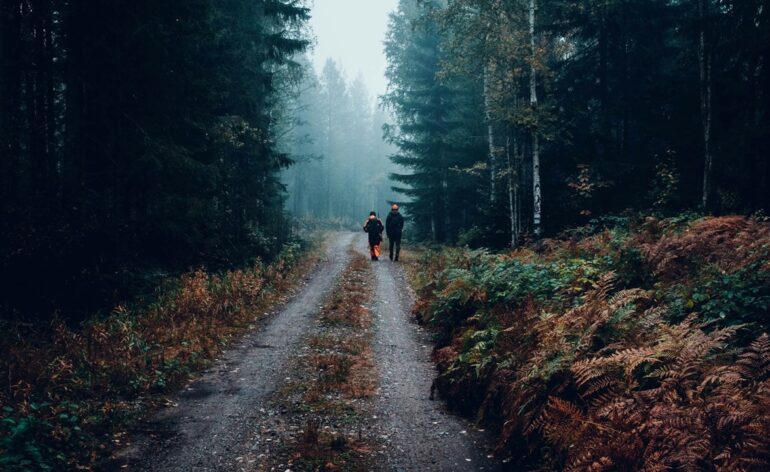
[
  {"xmin": 279, "ymin": 58, "xmax": 402, "ymax": 224},
  {"xmin": 2, "ymin": 0, "xmax": 770, "ymax": 470},
  {"xmin": 0, "ymin": 0, "xmax": 309, "ymax": 319},
  {"xmin": 384, "ymin": 0, "xmax": 770, "ymax": 245},
  {"xmin": 5, "ymin": 0, "xmax": 768, "ymax": 318},
  {"xmin": 383, "ymin": 0, "xmax": 770, "ymax": 469}
]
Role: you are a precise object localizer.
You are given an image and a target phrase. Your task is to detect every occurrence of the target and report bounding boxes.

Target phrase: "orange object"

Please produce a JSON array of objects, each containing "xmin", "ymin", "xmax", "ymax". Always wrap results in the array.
[{"xmin": 370, "ymin": 244, "xmax": 381, "ymax": 258}]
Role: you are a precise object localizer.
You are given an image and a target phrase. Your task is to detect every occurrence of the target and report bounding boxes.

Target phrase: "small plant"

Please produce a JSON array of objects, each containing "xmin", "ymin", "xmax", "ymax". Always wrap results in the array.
[{"xmin": 303, "ymin": 417, "xmax": 321, "ymax": 445}]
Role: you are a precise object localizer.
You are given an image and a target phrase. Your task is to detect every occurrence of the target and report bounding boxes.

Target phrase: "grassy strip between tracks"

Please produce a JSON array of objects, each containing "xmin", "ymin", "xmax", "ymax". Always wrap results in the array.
[{"xmin": 255, "ymin": 249, "xmax": 379, "ymax": 472}]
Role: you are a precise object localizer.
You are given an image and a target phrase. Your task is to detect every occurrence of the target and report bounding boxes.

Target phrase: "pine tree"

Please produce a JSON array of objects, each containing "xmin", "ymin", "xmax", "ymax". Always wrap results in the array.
[
  {"xmin": 384, "ymin": 0, "xmax": 485, "ymax": 243},
  {"xmin": 0, "ymin": 0, "xmax": 310, "ymax": 320}
]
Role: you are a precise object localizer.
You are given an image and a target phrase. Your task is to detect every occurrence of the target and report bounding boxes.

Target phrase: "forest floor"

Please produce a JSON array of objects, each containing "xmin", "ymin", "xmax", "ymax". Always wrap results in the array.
[{"xmin": 110, "ymin": 233, "xmax": 501, "ymax": 472}]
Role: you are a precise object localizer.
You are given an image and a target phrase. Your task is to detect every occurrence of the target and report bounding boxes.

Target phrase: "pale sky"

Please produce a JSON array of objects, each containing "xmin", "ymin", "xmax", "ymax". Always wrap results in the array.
[{"xmin": 308, "ymin": 0, "xmax": 399, "ymax": 99}]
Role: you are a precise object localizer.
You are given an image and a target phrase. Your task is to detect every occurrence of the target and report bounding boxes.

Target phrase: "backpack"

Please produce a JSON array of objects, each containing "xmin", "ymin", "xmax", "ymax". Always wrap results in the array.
[{"xmin": 365, "ymin": 218, "xmax": 383, "ymax": 243}]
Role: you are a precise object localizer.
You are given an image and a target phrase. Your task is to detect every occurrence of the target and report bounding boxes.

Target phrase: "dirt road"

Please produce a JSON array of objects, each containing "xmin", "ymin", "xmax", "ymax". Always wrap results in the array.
[
  {"xmin": 362, "ymin": 244, "xmax": 499, "ymax": 471},
  {"xmin": 116, "ymin": 234, "xmax": 500, "ymax": 471},
  {"xmin": 115, "ymin": 234, "xmax": 355, "ymax": 471}
]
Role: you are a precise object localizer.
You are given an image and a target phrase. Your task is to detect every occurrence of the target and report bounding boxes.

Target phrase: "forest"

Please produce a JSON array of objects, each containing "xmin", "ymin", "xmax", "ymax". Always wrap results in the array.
[
  {"xmin": 0, "ymin": 0, "xmax": 310, "ymax": 321},
  {"xmin": 2, "ymin": 0, "xmax": 770, "ymax": 470},
  {"xmin": 384, "ymin": 0, "xmax": 769, "ymax": 245},
  {"xmin": 279, "ymin": 57, "xmax": 402, "ymax": 225}
]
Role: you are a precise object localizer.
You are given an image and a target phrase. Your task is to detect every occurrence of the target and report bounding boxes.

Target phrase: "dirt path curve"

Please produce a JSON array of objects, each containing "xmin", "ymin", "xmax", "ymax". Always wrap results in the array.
[
  {"xmin": 356, "ymin": 235, "xmax": 501, "ymax": 472},
  {"xmin": 115, "ymin": 233, "xmax": 355, "ymax": 471}
]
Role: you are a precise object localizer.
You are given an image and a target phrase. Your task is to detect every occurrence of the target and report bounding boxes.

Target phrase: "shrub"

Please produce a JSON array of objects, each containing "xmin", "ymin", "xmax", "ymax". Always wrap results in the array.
[
  {"xmin": 415, "ymin": 216, "xmax": 770, "ymax": 469},
  {"xmin": 0, "ymin": 241, "xmax": 309, "ymax": 469}
]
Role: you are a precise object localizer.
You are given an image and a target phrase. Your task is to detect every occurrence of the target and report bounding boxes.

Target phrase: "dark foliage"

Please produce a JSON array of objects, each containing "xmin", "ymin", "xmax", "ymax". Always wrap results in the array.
[
  {"xmin": 0, "ymin": 0, "xmax": 309, "ymax": 321},
  {"xmin": 384, "ymin": 0, "xmax": 770, "ymax": 246},
  {"xmin": 413, "ymin": 215, "xmax": 770, "ymax": 470}
]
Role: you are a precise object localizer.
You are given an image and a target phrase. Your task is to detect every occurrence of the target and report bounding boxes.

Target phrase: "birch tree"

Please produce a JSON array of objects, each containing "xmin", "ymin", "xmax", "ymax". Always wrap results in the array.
[
  {"xmin": 530, "ymin": 0, "xmax": 542, "ymax": 237},
  {"xmin": 485, "ymin": 63, "xmax": 498, "ymax": 202}
]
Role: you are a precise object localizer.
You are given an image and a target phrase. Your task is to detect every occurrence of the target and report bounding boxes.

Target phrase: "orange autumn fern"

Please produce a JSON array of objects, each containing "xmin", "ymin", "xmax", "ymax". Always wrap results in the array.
[
  {"xmin": 535, "ymin": 329, "xmax": 770, "ymax": 471},
  {"xmin": 0, "ymin": 243, "xmax": 310, "ymax": 469},
  {"xmin": 642, "ymin": 216, "xmax": 770, "ymax": 280},
  {"xmin": 417, "ymin": 216, "xmax": 770, "ymax": 470}
]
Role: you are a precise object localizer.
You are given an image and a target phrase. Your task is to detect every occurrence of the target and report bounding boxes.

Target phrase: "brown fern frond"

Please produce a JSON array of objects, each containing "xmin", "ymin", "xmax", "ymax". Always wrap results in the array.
[
  {"xmin": 566, "ymin": 454, "xmax": 614, "ymax": 472},
  {"xmin": 572, "ymin": 357, "xmax": 611, "ymax": 388},
  {"xmin": 582, "ymin": 376, "xmax": 620, "ymax": 398},
  {"xmin": 734, "ymin": 333, "xmax": 770, "ymax": 382}
]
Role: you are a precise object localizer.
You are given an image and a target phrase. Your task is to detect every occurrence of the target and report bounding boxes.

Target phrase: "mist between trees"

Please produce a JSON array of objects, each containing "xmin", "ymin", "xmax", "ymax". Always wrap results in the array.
[{"xmin": 279, "ymin": 57, "xmax": 404, "ymax": 226}]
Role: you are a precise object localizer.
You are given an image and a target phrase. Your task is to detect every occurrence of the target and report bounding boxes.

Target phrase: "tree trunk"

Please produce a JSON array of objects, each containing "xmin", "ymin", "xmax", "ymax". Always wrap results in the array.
[
  {"xmin": 44, "ymin": 5, "xmax": 58, "ymax": 206},
  {"xmin": 64, "ymin": 0, "xmax": 86, "ymax": 228},
  {"xmin": 529, "ymin": 0, "xmax": 542, "ymax": 237},
  {"xmin": 599, "ymin": 6, "xmax": 609, "ymax": 159},
  {"xmin": 293, "ymin": 167, "xmax": 303, "ymax": 216},
  {"xmin": 484, "ymin": 63, "xmax": 497, "ymax": 202},
  {"xmin": 325, "ymin": 101, "xmax": 333, "ymax": 219},
  {"xmin": 0, "ymin": 1, "xmax": 10, "ymax": 207},
  {"xmin": 698, "ymin": 0, "xmax": 713, "ymax": 211},
  {"xmin": 439, "ymin": 145, "xmax": 449, "ymax": 242},
  {"xmin": 506, "ymin": 135, "xmax": 518, "ymax": 247}
]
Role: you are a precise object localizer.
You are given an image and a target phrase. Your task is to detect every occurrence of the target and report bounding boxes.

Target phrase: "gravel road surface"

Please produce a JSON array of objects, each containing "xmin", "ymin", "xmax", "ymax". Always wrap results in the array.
[
  {"xmin": 114, "ymin": 233, "xmax": 502, "ymax": 471},
  {"xmin": 357, "ymin": 237, "xmax": 500, "ymax": 472},
  {"xmin": 115, "ymin": 233, "xmax": 355, "ymax": 471}
]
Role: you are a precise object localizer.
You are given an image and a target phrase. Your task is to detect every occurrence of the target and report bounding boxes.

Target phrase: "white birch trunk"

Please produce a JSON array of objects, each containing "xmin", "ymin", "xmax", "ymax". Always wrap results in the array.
[
  {"xmin": 530, "ymin": 0, "xmax": 542, "ymax": 237},
  {"xmin": 506, "ymin": 136, "xmax": 517, "ymax": 247},
  {"xmin": 484, "ymin": 64, "xmax": 497, "ymax": 202}
]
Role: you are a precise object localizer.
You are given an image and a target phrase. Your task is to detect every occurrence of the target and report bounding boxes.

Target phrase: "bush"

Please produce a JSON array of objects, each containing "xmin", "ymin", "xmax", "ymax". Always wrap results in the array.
[
  {"xmin": 0, "ymin": 241, "xmax": 310, "ymax": 469},
  {"xmin": 414, "ymin": 216, "xmax": 770, "ymax": 469}
]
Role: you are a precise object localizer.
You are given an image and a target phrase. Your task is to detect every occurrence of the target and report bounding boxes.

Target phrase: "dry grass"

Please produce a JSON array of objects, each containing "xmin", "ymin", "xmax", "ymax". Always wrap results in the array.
[
  {"xmin": 284, "ymin": 250, "xmax": 378, "ymax": 471},
  {"xmin": 0, "ymin": 243, "xmax": 317, "ymax": 470}
]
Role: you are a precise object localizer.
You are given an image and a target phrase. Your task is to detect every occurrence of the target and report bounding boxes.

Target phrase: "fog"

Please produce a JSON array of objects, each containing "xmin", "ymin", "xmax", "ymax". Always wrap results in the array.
[
  {"xmin": 309, "ymin": 0, "xmax": 398, "ymax": 98},
  {"xmin": 281, "ymin": 0, "xmax": 404, "ymax": 226}
]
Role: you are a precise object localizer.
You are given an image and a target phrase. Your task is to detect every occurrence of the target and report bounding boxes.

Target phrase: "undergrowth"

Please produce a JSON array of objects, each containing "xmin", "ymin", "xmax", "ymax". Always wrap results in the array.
[
  {"xmin": 270, "ymin": 250, "xmax": 377, "ymax": 472},
  {"xmin": 0, "ymin": 241, "xmax": 313, "ymax": 471},
  {"xmin": 412, "ymin": 215, "xmax": 770, "ymax": 470}
]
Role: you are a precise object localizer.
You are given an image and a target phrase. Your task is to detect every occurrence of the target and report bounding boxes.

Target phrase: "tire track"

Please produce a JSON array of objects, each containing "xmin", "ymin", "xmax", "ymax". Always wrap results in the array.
[
  {"xmin": 358, "ymin": 234, "xmax": 502, "ymax": 471},
  {"xmin": 113, "ymin": 233, "xmax": 355, "ymax": 471}
]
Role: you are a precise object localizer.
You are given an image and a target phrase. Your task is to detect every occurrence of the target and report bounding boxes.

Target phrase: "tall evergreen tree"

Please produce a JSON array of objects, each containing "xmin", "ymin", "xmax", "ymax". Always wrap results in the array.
[
  {"xmin": 383, "ymin": 0, "xmax": 486, "ymax": 243},
  {"xmin": 0, "ymin": 0, "xmax": 310, "ymax": 320}
]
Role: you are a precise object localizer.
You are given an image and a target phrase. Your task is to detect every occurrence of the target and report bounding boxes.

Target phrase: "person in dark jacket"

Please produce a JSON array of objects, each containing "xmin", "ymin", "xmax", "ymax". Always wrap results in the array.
[
  {"xmin": 385, "ymin": 204, "xmax": 404, "ymax": 262},
  {"xmin": 363, "ymin": 211, "xmax": 384, "ymax": 260}
]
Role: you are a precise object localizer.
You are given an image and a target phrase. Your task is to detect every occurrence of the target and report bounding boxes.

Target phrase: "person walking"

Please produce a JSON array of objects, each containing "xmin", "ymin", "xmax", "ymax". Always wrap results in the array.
[
  {"xmin": 386, "ymin": 204, "xmax": 404, "ymax": 262},
  {"xmin": 363, "ymin": 211, "xmax": 385, "ymax": 261}
]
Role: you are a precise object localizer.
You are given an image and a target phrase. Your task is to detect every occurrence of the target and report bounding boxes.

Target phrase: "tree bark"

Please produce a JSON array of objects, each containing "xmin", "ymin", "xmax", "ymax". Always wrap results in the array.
[
  {"xmin": 506, "ymin": 135, "xmax": 518, "ymax": 247},
  {"xmin": 64, "ymin": 0, "xmax": 86, "ymax": 228},
  {"xmin": 484, "ymin": 63, "xmax": 497, "ymax": 202},
  {"xmin": 44, "ymin": 4, "xmax": 58, "ymax": 204},
  {"xmin": 599, "ymin": 5, "xmax": 609, "ymax": 159},
  {"xmin": 529, "ymin": 0, "xmax": 542, "ymax": 237},
  {"xmin": 0, "ymin": 1, "xmax": 9, "ymax": 206},
  {"xmin": 698, "ymin": 0, "xmax": 713, "ymax": 211}
]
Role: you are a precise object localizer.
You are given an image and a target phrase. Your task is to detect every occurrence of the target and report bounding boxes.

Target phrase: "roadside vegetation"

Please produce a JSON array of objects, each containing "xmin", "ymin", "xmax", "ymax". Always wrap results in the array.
[
  {"xmin": 0, "ymin": 241, "xmax": 314, "ymax": 471},
  {"xmin": 260, "ymin": 250, "xmax": 378, "ymax": 472},
  {"xmin": 412, "ymin": 215, "xmax": 770, "ymax": 470}
]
